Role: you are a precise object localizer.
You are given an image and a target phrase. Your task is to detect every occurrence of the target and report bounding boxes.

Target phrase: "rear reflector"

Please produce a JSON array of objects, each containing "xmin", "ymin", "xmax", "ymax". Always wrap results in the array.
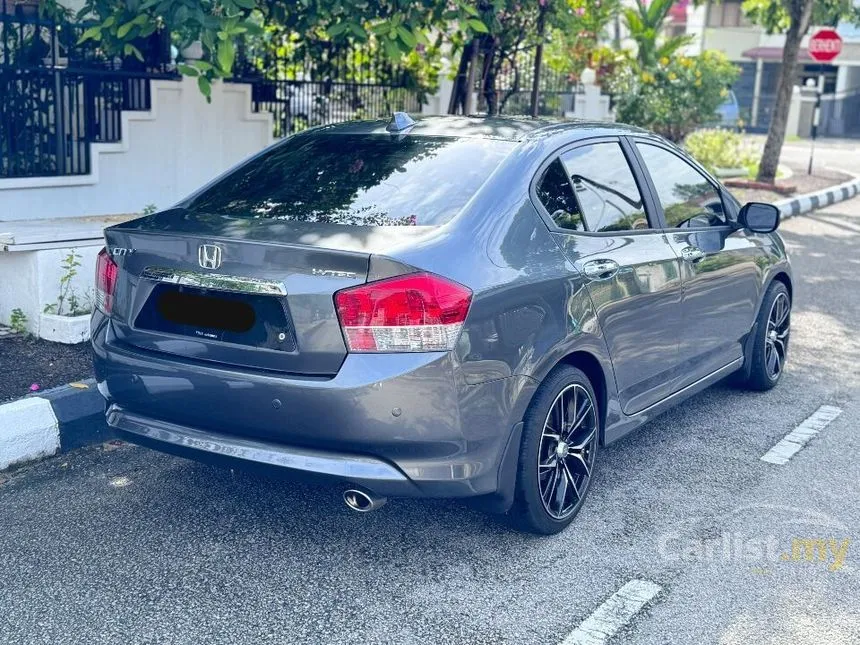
[
  {"xmin": 334, "ymin": 272, "xmax": 472, "ymax": 352},
  {"xmin": 95, "ymin": 248, "xmax": 118, "ymax": 314}
]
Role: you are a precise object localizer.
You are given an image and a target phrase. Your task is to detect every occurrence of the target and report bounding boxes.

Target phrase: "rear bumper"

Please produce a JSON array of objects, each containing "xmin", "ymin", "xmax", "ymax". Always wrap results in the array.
[
  {"xmin": 107, "ymin": 405, "xmax": 421, "ymax": 497},
  {"xmin": 93, "ymin": 314, "xmax": 535, "ymax": 499}
]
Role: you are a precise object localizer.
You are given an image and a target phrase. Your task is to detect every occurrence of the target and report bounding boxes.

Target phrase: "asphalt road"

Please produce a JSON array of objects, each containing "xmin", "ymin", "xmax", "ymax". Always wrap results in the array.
[
  {"xmin": 2, "ymin": 191, "xmax": 859, "ymax": 645},
  {"xmin": 779, "ymin": 137, "xmax": 860, "ymax": 178}
]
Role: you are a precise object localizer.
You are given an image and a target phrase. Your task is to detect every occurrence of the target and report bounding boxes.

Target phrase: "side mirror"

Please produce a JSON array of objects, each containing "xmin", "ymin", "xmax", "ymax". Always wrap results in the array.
[{"xmin": 738, "ymin": 202, "xmax": 780, "ymax": 233}]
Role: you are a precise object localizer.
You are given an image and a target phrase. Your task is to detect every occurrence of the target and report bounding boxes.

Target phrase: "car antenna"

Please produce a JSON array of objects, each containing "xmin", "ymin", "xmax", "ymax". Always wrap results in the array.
[{"xmin": 386, "ymin": 112, "xmax": 415, "ymax": 133}]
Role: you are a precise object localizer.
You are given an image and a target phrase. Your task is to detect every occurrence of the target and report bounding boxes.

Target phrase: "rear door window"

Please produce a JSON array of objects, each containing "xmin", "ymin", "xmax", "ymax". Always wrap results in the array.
[
  {"xmin": 186, "ymin": 135, "xmax": 514, "ymax": 226},
  {"xmin": 535, "ymin": 159, "xmax": 585, "ymax": 231},
  {"xmin": 534, "ymin": 142, "xmax": 649, "ymax": 233},
  {"xmin": 559, "ymin": 143, "xmax": 649, "ymax": 232}
]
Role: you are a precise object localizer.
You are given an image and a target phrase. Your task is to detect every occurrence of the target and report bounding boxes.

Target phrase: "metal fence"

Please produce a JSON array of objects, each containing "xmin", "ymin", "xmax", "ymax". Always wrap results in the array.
[
  {"xmin": 1, "ymin": 0, "xmax": 171, "ymax": 71},
  {"xmin": 734, "ymin": 90, "xmax": 778, "ymax": 133},
  {"xmin": 475, "ymin": 49, "xmax": 583, "ymax": 117},
  {"xmin": 233, "ymin": 39, "xmax": 424, "ymax": 138},
  {"xmin": 246, "ymin": 79, "xmax": 421, "ymax": 138},
  {"xmin": 1, "ymin": 2, "xmax": 176, "ymax": 178},
  {"xmin": 820, "ymin": 90, "xmax": 860, "ymax": 138},
  {"xmin": 1, "ymin": 66, "xmax": 88, "ymax": 177},
  {"xmin": 1, "ymin": 66, "xmax": 170, "ymax": 178}
]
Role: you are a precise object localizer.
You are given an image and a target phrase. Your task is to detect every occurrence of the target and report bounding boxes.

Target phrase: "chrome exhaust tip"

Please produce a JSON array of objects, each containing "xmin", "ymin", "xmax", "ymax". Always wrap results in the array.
[{"xmin": 343, "ymin": 488, "xmax": 387, "ymax": 513}]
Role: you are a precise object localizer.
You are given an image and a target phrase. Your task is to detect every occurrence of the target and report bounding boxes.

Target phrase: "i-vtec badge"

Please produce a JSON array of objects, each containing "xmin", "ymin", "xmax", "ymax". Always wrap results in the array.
[
  {"xmin": 198, "ymin": 244, "xmax": 223, "ymax": 270},
  {"xmin": 312, "ymin": 268, "xmax": 357, "ymax": 279}
]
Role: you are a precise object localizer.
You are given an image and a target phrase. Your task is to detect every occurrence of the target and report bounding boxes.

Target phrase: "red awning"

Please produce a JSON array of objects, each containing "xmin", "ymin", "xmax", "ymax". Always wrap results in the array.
[{"xmin": 742, "ymin": 46, "xmax": 813, "ymax": 62}]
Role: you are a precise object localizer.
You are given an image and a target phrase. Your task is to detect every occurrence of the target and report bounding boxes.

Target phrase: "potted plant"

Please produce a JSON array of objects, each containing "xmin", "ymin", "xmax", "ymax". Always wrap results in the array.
[{"xmin": 38, "ymin": 249, "xmax": 93, "ymax": 344}]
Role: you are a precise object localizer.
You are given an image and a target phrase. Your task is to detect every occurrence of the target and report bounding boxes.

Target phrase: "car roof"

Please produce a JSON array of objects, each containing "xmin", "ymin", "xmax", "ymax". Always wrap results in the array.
[{"xmin": 313, "ymin": 115, "xmax": 649, "ymax": 142}]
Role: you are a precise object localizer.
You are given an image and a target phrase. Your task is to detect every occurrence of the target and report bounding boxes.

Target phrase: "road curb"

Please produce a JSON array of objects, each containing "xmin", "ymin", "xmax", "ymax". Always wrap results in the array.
[
  {"xmin": 774, "ymin": 174, "xmax": 860, "ymax": 219},
  {"xmin": 0, "ymin": 378, "xmax": 110, "ymax": 471}
]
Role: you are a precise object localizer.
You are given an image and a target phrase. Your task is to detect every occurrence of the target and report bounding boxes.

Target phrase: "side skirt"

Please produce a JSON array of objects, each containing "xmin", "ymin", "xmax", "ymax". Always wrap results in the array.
[{"xmin": 603, "ymin": 357, "xmax": 744, "ymax": 445}]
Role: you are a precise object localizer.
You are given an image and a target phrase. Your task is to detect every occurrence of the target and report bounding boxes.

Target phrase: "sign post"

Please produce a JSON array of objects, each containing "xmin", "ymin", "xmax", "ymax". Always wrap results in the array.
[{"xmin": 806, "ymin": 29, "xmax": 843, "ymax": 174}]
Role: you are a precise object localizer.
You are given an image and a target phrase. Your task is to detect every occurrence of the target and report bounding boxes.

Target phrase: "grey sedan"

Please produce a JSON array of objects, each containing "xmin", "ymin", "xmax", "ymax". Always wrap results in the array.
[{"xmin": 91, "ymin": 115, "xmax": 791, "ymax": 534}]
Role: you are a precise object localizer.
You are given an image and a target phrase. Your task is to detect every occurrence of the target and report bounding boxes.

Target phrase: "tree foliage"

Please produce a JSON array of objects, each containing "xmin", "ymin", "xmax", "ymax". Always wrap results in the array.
[
  {"xmin": 622, "ymin": 0, "xmax": 691, "ymax": 68},
  {"xmin": 73, "ymin": 0, "xmax": 497, "ymax": 99},
  {"xmin": 608, "ymin": 51, "xmax": 740, "ymax": 142},
  {"xmin": 544, "ymin": 0, "xmax": 622, "ymax": 81},
  {"xmin": 742, "ymin": 0, "xmax": 856, "ymax": 33},
  {"xmin": 739, "ymin": 0, "xmax": 857, "ymax": 182},
  {"xmin": 75, "ymin": 0, "xmax": 264, "ymax": 96},
  {"xmin": 591, "ymin": 0, "xmax": 740, "ymax": 141}
]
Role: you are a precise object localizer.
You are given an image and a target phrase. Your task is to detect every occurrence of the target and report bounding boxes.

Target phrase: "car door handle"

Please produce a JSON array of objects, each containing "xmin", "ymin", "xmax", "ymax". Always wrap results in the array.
[
  {"xmin": 680, "ymin": 246, "xmax": 705, "ymax": 263},
  {"xmin": 582, "ymin": 259, "xmax": 620, "ymax": 280}
]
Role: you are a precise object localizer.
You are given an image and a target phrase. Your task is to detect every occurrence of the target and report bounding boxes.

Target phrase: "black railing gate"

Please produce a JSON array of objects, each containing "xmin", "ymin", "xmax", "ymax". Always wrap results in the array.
[{"xmin": 233, "ymin": 40, "xmax": 423, "ymax": 138}]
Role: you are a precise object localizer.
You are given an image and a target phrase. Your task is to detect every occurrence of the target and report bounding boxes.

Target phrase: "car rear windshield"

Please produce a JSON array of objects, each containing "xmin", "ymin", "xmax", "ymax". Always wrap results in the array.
[{"xmin": 186, "ymin": 134, "xmax": 515, "ymax": 226}]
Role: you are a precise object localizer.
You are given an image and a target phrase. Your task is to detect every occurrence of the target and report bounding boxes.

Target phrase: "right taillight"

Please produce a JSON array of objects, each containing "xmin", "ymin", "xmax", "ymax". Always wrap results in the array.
[
  {"xmin": 95, "ymin": 248, "xmax": 118, "ymax": 314},
  {"xmin": 334, "ymin": 272, "xmax": 472, "ymax": 353}
]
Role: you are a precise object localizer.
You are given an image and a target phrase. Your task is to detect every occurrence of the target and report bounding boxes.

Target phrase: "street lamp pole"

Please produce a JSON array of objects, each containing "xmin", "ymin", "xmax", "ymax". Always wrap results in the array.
[{"xmin": 807, "ymin": 71, "xmax": 822, "ymax": 176}]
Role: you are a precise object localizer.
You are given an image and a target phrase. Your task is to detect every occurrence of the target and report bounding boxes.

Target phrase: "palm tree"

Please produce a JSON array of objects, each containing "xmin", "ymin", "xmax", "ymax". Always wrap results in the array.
[{"xmin": 622, "ymin": 0, "xmax": 692, "ymax": 68}]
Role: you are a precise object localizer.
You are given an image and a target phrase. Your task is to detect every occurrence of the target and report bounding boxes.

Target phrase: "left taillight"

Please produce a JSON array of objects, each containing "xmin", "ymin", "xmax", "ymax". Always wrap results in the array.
[
  {"xmin": 334, "ymin": 272, "xmax": 472, "ymax": 353},
  {"xmin": 95, "ymin": 248, "xmax": 118, "ymax": 314}
]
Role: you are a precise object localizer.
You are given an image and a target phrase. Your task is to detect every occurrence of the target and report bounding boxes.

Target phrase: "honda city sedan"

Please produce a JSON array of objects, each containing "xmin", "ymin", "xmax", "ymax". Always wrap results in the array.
[{"xmin": 91, "ymin": 114, "xmax": 791, "ymax": 534}]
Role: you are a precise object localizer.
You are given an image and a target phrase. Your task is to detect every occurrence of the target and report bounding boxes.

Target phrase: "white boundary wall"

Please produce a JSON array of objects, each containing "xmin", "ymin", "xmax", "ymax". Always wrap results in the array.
[
  {"xmin": 0, "ymin": 245, "xmax": 100, "ymax": 337},
  {"xmin": 0, "ymin": 76, "xmax": 273, "ymax": 221}
]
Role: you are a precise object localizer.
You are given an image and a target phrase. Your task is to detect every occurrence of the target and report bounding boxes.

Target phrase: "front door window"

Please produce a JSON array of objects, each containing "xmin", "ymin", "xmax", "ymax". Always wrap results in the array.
[{"xmin": 636, "ymin": 143, "xmax": 726, "ymax": 229}]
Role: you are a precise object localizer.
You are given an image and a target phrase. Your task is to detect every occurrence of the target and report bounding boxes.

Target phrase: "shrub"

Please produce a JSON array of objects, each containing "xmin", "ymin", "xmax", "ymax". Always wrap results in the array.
[
  {"xmin": 43, "ymin": 249, "xmax": 92, "ymax": 317},
  {"xmin": 607, "ymin": 50, "xmax": 740, "ymax": 142},
  {"xmin": 9, "ymin": 308, "xmax": 28, "ymax": 335},
  {"xmin": 684, "ymin": 128, "xmax": 760, "ymax": 176}
]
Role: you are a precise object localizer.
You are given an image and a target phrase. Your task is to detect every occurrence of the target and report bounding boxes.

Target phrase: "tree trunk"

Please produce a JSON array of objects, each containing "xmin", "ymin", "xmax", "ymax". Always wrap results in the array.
[
  {"xmin": 464, "ymin": 40, "xmax": 479, "ymax": 114},
  {"xmin": 447, "ymin": 40, "xmax": 474, "ymax": 114},
  {"xmin": 756, "ymin": 0, "xmax": 814, "ymax": 183},
  {"xmin": 482, "ymin": 39, "xmax": 498, "ymax": 115},
  {"xmin": 530, "ymin": 4, "xmax": 547, "ymax": 118}
]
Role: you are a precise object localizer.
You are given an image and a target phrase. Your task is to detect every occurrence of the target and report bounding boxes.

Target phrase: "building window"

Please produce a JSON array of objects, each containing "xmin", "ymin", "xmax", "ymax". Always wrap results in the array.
[{"xmin": 707, "ymin": 1, "xmax": 750, "ymax": 28}]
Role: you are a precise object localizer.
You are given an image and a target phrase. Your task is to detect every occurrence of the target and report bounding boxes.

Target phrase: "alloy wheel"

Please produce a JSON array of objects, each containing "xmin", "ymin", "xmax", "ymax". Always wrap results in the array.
[
  {"xmin": 537, "ymin": 383, "xmax": 598, "ymax": 520},
  {"xmin": 765, "ymin": 292, "xmax": 790, "ymax": 380}
]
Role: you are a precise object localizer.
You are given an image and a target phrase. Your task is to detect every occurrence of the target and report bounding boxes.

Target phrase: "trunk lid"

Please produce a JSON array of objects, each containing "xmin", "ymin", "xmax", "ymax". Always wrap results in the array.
[{"xmin": 104, "ymin": 212, "xmax": 430, "ymax": 375}]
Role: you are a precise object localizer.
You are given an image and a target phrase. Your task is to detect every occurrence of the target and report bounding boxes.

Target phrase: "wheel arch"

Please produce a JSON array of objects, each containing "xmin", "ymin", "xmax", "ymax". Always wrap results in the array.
[
  {"xmin": 555, "ymin": 351, "xmax": 609, "ymax": 443},
  {"xmin": 741, "ymin": 268, "xmax": 792, "ymax": 382},
  {"xmin": 752, "ymin": 269, "xmax": 792, "ymax": 325},
  {"xmin": 477, "ymin": 348, "xmax": 613, "ymax": 516},
  {"xmin": 520, "ymin": 348, "xmax": 614, "ymax": 446},
  {"xmin": 770, "ymin": 270, "xmax": 792, "ymax": 302}
]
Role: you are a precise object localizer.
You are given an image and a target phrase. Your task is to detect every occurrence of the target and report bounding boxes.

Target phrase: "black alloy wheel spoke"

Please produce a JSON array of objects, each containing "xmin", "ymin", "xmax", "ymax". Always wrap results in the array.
[
  {"xmin": 765, "ymin": 293, "xmax": 790, "ymax": 380},
  {"xmin": 538, "ymin": 383, "xmax": 598, "ymax": 520}
]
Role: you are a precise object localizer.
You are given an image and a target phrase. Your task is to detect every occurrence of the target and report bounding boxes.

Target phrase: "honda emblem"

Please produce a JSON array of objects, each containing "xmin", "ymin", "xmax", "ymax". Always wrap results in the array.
[{"xmin": 198, "ymin": 244, "xmax": 223, "ymax": 270}]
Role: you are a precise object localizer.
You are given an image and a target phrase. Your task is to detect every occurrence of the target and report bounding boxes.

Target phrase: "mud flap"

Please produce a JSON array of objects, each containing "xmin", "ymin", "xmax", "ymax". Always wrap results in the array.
[{"xmin": 466, "ymin": 421, "xmax": 523, "ymax": 515}]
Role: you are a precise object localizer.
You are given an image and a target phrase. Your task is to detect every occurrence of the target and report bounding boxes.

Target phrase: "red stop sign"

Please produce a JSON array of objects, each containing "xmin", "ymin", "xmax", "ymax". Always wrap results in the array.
[{"xmin": 809, "ymin": 29, "xmax": 843, "ymax": 63}]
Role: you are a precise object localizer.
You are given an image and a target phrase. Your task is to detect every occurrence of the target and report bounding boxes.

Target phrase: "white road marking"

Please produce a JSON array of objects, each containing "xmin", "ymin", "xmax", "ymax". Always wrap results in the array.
[
  {"xmin": 761, "ymin": 405, "xmax": 842, "ymax": 465},
  {"xmin": 559, "ymin": 579, "xmax": 662, "ymax": 645}
]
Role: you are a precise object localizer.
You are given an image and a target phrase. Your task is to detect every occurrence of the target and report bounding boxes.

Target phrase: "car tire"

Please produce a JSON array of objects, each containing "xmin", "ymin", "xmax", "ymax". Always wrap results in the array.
[
  {"xmin": 741, "ymin": 281, "xmax": 791, "ymax": 391},
  {"xmin": 510, "ymin": 365, "xmax": 600, "ymax": 535}
]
